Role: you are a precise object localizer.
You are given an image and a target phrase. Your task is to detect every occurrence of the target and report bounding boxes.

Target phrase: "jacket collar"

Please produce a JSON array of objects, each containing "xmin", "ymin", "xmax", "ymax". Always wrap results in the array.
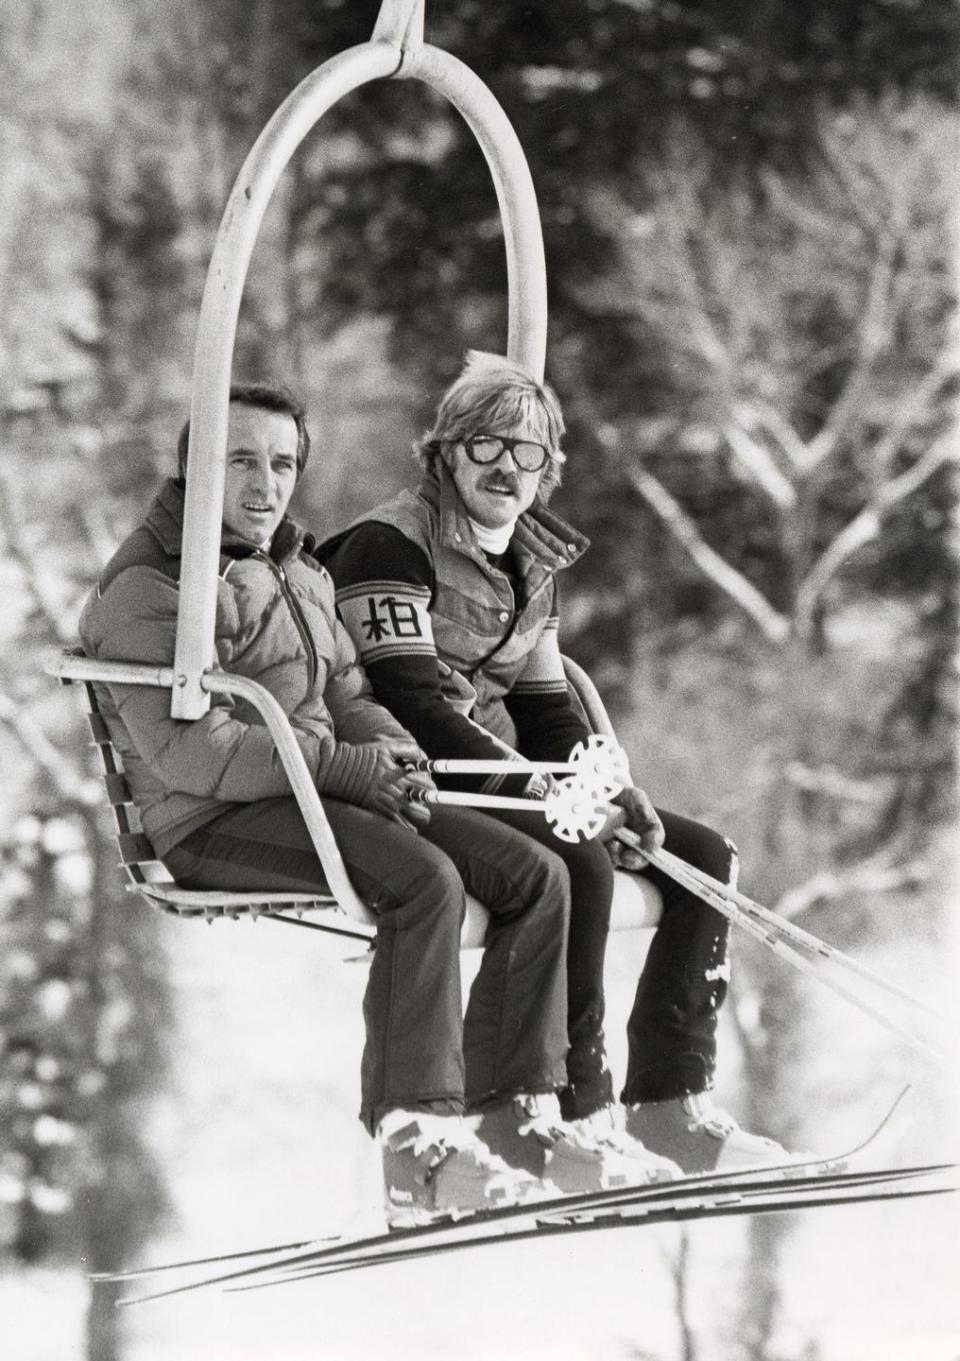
[
  {"xmin": 144, "ymin": 478, "xmax": 308, "ymax": 565},
  {"xmin": 423, "ymin": 463, "xmax": 589, "ymax": 574}
]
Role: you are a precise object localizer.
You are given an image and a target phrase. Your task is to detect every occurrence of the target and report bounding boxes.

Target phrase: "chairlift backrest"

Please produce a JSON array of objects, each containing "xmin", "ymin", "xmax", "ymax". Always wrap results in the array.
[{"xmin": 59, "ymin": 658, "xmax": 370, "ymax": 936}]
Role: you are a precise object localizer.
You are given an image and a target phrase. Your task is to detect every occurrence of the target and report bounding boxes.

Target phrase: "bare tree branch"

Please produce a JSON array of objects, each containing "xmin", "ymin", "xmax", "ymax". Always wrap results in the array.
[
  {"xmin": 0, "ymin": 689, "xmax": 96, "ymax": 805},
  {"xmin": 725, "ymin": 421, "xmax": 798, "ymax": 509},
  {"xmin": 0, "ymin": 466, "xmax": 75, "ymax": 644},
  {"xmin": 734, "ymin": 399, "xmax": 809, "ymax": 473},
  {"xmin": 759, "ymin": 162, "xmax": 858, "ymax": 242},
  {"xmin": 784, "ymin": 761, "xmax": 888, "ymax": 805},
  {"xmin": 626, "ymin": 464, "xmax": 791, "ymax": 643},
  {"xmin": 654, "ymin": 159, "xmax": 733, "ymax": 378},
  {"xmin": 866, "ymin": 347, "xmax": 957, "ymax": 488},
  {"xmin": 795, "ymin": 430, "xmax": 957, "ymax": 635},
  {"xmin": 774, "ymin": 856, "xmax": 929, "ymax": 921},
  {"xmin": 799, "ymin": 238, "xmax": 897, "ymax": 474}
]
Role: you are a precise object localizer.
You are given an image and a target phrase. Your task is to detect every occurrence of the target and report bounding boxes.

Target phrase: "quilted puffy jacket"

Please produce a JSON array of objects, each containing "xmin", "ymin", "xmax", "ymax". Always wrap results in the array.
[{"xmin": 78, "ymin": 479, "xmax": 411, "ymax": 857}]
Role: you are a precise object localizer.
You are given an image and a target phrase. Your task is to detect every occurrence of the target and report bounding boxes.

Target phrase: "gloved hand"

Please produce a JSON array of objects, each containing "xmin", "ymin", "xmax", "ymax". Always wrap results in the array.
[{"xmin": 360, "ymin": 744, "xmax": 436, "ymax": 831}]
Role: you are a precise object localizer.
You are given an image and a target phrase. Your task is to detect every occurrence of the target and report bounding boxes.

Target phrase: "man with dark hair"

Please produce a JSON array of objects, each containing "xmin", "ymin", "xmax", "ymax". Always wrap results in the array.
[
  {"xmin": 80, "ymin": 381, "xmax": 654, "ymax": 1224},
  {"xmin": 176, "ymin": 381, "xmax": 312, "ymax": 479},
  {"xmin": 320, "ymin": 351, "xmax": 801, "ymax": 1178}
]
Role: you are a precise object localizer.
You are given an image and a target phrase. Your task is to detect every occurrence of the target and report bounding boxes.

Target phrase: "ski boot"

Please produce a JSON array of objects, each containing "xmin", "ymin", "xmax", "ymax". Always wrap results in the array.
[
  {"xmin": 476, "ymin": 1093, "xmax": 664, "ymax": 1195},
  {"xmin": 377, "ymin": 1110, "xmax": 549, "ymax": 1228},
  {"xmin": 569, "ymin": 1104, "xmax": 680, "ymax": 1182},
  {"xmin": 624, "ymin": 1092, "xmax": 807, "ymax": 1175}
]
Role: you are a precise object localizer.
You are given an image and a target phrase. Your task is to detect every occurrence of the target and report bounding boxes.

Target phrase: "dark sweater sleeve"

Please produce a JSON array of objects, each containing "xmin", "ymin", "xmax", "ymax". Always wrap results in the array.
[
  {"xmin": 504, "ymin": 577, "xmax": 592, "ymax": 763},
  {"xmin": 323, "ymin": 523, "xmax": 534, "ymax": 795},
  {"xmin": 505, "ymin": 688, "xmax": 592, "ymax": 766}
]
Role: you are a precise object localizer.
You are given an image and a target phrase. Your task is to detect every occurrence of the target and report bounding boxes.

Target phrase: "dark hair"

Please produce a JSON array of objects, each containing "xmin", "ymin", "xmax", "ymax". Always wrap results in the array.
[{"xmin": 176, "ymin": 382, "xmax": 310, "ymax": 478}]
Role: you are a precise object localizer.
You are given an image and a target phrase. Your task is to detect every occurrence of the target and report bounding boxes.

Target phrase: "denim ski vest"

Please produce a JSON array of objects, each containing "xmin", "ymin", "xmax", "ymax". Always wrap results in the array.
[{"xmin": 333, "ymin": 465, "xmax": 588, "ymax": 745}]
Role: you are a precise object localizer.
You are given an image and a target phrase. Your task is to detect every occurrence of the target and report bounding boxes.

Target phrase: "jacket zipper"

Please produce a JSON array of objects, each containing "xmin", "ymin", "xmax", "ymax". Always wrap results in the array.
[{"xmin": 254, "ymin": 550, "xmax": 319, "ymax": 692}]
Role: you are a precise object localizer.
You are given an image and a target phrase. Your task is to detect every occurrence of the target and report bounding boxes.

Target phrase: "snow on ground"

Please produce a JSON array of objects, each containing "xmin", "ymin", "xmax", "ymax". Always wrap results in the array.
[{"xmin": 3, "ymin": 906, "xmax": 959, "ymax": 1360}]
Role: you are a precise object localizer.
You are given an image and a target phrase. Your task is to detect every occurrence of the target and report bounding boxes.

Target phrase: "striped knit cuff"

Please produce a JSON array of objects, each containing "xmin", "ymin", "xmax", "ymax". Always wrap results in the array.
[{"xmin": 315, "ymin": 743, "xmax": 383, "ymax": 808}]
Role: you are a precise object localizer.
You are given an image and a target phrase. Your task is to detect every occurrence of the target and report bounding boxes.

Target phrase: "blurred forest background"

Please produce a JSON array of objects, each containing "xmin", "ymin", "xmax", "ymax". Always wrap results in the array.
[{"xmin": 1, "ymin": 2, "xmax": 958, "ymax": 1359}]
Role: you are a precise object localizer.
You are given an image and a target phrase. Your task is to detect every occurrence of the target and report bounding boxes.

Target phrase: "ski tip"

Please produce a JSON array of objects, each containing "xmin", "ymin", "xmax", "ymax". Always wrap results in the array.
[{"xmin": 87, "ymin": 1234, "xmax": 343, "ymax": 1285}]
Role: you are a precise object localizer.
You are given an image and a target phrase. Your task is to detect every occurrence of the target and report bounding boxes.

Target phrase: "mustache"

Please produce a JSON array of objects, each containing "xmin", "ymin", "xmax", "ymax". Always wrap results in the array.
[{"xmin": 479, "ymin": 473, "xmax": 520, "ymax": 493}]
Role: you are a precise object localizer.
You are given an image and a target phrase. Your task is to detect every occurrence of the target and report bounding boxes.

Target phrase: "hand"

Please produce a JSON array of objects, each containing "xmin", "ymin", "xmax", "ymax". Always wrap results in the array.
[
  {"xmin": 523, "ymin": 770, "xmax": 558, "ymax": 800},
  {"xmin": 364, "ymin": 748, "xmax": 435, "ymax": 831},
  {"xmin": 396, "ymin": 768, "xmax": 436, "ymax": 830},
  {"xmin": 379, "ymin": 737, "xmax": 429, "ymax": 766},
  {"xmin": 602, "ymin": 784, "xmax": 664, "ymax": 869}
]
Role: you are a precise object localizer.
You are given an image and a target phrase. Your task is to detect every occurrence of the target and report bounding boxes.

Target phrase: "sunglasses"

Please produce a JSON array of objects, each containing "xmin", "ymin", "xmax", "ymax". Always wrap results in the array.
[{"xmin": 463, "ymin": 434, "xmax": 550, "ymax": 474}]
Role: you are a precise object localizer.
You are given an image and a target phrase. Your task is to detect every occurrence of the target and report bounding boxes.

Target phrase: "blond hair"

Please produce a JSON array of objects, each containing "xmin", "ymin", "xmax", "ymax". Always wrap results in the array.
[{"xmin": 415, "ymin": 351, "xmax": 566, "ymax": 494}]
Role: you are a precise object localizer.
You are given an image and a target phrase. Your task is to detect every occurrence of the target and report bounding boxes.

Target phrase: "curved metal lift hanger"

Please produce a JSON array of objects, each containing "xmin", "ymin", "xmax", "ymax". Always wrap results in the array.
[
  {"xmin": 48, "ymin": 0, "xmax": 663, "ymax": 942},
  {"xmin": 46, "ymin": 3, "xmax": 953, "ymax": 1074}
]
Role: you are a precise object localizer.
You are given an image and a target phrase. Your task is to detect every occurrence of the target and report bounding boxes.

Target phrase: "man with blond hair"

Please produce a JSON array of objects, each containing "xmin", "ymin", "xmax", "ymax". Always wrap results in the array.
[{"xmin": 320, "ymin": 352, "xmax": 799, "ymax": 1179}]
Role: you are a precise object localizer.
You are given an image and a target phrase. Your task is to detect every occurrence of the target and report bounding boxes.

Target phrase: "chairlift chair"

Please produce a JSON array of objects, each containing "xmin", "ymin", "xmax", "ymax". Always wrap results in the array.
[{"xmin": 46, "ymin": 0, "xmax": 664, "ymax": 947}]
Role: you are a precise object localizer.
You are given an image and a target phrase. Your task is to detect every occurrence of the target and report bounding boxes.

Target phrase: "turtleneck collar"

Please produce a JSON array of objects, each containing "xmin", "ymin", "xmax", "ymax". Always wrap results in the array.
[
  {"xmin": 421, "ymin": 462, "xmax": 591, "ymax": 572},
  {"xmin": 467, "ymin": 515, "xmax": 515, "ymax": 556}
]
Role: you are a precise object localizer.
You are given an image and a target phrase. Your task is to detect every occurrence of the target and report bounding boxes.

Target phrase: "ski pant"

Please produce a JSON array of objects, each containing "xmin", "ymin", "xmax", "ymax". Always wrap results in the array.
[
  {"xmin": 621, "ymin": 811, "xmax": 736, "ymax": 1105},
  {"xmin": 476, "ymin": 804, "xmax": 735, "ymax": 1119},
  {"xmin": 163, "ymin": 797, "xmax": 571, "ymax": 1134}
]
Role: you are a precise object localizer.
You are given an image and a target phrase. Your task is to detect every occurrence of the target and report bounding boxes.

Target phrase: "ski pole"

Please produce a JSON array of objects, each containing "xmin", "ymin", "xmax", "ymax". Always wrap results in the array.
[
  {"xmin": 619, "ymin": 835, "xmax": 954, "ymax": 1073},
  {"xmin": 404, "ymin": 734, "xmax": 630, "ymax": 797},
  {"xmin": 650, "ymin": 845, "xmax": 949, "ymax": 1025},
  {"xmin": 654, "ymin": 850, "xmax": 952, "ymax": 1071},
  {"xmin": 407, "ymin": 758, "xmax": 568, "ymax": 774},
  {"xmin": 408, "ymin": 789, "xmax": 549, "ymax": 811},
  {"xmin": 406, "ymin": 777, "xmax": 610, "ymax": 843}
]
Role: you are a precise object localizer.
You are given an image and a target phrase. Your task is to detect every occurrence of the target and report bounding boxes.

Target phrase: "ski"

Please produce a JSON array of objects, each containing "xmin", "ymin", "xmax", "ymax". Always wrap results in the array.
[
  {"xmin": 89, "ymin": 1083, "xmax": 911, "ymax": 1288},
  {"xmin": 115, "ymin": 1162, "xmax": 955, "ymax": 1304},
  {"xmin": 231, "ymin": 1170, "xmax": 956, "ymax": 1292}
]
